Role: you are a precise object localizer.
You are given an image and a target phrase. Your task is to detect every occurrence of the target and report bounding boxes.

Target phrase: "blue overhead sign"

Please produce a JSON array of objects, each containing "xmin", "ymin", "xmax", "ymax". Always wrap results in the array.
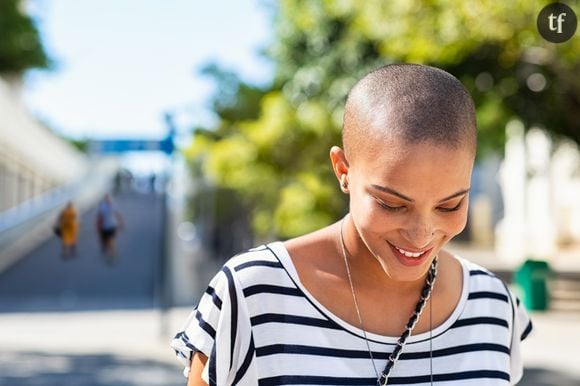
[{"xmin": 89, "ymin": 136, "xmax": 174, "ymax": 155}]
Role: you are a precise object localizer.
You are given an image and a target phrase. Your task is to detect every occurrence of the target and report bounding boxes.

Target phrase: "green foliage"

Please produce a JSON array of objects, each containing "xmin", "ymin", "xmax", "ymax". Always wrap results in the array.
[
  {"xmin": 200, "ymin": 63, "xmax": 265, "ymax": 123},
  {"xmin": 67, "ymin": 138, "xmax": 88, "ymax": 153},
  {"xmin": 0, "ymin": 0, "xmax": 50, "ymax": 73},
  {"xmin": 187, "ymin": 0, "xmax": 579, "ymax": 240}
]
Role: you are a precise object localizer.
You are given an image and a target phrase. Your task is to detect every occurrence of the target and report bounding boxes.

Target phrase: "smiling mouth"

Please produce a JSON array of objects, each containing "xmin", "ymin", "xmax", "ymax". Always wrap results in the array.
[{"xmin": 388, "ymin": 242, "xmax": 431, "ymax": 258}]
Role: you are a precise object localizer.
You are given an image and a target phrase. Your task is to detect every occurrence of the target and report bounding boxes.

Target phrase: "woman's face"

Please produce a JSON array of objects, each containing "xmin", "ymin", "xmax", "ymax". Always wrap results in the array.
[{"xmin": 346, "ymin": 137, "xmax": 474, "ymax": 282}]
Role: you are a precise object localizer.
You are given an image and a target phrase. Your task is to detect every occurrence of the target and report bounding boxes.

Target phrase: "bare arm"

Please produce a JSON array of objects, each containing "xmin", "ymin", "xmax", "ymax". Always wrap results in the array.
[{"xmin": 186, "ymin": 352, "xmax": 209, "ymax": 386}]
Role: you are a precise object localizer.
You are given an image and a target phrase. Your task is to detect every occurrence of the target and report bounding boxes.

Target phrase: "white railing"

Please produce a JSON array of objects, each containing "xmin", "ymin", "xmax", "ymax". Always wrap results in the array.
[{"xmin": 0, "ymin": 157, "xmax": 120, "ymax": 273}]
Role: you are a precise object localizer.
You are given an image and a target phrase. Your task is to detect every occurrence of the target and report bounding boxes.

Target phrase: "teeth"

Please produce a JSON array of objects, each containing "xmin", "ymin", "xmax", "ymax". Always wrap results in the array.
[{"xmin": 395, "ymin": 246, "xmax": 426, "ymax": 258}]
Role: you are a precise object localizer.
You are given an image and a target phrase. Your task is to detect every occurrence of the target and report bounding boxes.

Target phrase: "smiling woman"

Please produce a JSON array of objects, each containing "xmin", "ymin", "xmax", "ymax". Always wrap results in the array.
[{"xmin": 171, "ymin": 64, "xmax": 532, "ymax": 386}]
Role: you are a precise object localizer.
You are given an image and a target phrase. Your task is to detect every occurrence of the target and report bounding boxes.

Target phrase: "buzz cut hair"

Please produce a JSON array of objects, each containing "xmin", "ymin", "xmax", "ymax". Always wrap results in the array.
[{"xmin": 342, "ymin": 64, "xmax": 477, "ymax": 161}]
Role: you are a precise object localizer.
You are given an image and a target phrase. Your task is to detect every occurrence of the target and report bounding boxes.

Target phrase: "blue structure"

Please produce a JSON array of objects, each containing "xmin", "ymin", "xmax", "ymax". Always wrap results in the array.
[{"xmin": 89, "ymin": 133, "xmax": 174, "ymax": 155}]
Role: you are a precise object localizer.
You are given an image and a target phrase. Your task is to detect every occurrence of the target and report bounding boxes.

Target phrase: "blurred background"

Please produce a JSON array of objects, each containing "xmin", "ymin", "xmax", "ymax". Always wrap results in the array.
[{"xmin": 0, "ymin": 0, "xmax": 579, "ymax": 385}]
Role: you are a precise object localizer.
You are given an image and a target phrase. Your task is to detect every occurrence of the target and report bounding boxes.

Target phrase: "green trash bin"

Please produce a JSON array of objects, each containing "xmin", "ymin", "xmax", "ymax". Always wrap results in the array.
[{"xmin": 514, "ymin": 259, "xmax": 551, "ymax": 311}]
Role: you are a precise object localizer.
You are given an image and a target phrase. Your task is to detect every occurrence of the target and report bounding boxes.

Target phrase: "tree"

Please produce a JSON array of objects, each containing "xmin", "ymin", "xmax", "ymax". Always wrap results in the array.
[
  {"xmin": 186, "ymin": 0, "xmax": 579, "ymax": 239},
  {"xmin": 0, "ymin": 0, "xmax": 50, "ymax": 74}
]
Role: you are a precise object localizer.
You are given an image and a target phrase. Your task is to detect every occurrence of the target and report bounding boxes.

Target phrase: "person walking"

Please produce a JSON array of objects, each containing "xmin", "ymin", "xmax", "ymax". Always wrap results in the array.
[
  {"xmin": 96, "ymin": 194, "xmax": 124, "ymax": 264},
  {"xmin": 56, "ymin": 201, "xmax": 78, "ymax": 259}
]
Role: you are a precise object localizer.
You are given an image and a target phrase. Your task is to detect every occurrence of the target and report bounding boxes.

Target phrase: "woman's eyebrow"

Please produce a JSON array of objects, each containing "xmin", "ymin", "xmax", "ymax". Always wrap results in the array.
[{"xmin": 370, "ymin": 185, "xmax": 470, "ymax": 203}]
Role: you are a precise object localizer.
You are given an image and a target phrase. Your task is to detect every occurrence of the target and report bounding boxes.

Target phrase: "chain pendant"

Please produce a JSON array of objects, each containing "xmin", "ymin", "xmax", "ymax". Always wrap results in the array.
[
  {"xmin": 378, "ymin": 373, "xmax": 389, "ymax": 386},
  {"xmin": 340, "ymin": 217, "xmax": 437, "ymax": 386}
]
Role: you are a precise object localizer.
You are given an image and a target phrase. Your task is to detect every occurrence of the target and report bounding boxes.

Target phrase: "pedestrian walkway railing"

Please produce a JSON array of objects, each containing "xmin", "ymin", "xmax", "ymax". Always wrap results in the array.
[
  {"xmin": 0, "ymin": 184, "xmax": 74, "ymax": 234},
  {"xmin": 0, "ymin": 158, "xmax": 120, "ymax": 273}
]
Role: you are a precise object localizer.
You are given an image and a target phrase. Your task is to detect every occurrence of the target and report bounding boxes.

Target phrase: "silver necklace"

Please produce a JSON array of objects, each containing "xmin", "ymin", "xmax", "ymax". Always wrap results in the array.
[{"xmin": 339, "ymin": 218, "xmax": 438, "ymax": 386}]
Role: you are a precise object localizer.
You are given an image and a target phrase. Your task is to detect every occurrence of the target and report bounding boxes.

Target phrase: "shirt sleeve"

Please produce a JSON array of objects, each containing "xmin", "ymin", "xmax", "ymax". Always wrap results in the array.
[
  {"xmin": 170, "ymin": 265, "xmax": 256, "ymax": 385},
  {"xmin": 508, "ymin": 289, "xmax": 533, "ymax": 385}
]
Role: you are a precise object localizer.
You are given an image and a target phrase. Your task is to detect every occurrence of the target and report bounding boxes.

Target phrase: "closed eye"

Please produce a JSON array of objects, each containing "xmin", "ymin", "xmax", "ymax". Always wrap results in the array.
[
  {"xmin": 437, "ymin": 200, "xmax": 464, "ymax": 212},
  {"xmin": 377, "ymin": 199, "xmax": 465, "ymax": 212},
  {"xmin": 376, "ymin": 201, "xmax": 404, "ymax": 212}
]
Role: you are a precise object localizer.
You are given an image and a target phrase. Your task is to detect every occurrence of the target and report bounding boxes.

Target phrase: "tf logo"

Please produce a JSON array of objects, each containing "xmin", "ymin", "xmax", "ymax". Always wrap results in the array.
[{"xmin": 537, "ymin": 3, "xmax": 577, "ymax": 43}]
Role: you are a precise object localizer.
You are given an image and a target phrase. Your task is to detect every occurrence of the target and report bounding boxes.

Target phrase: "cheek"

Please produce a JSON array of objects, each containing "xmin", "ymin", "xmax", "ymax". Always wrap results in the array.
[
  {"xmin": 442, "ymin": 207, "xmax": 469, "ymax": 237},
  {"xmin": 349, "ymin": 193, "xmax": 396, "ymax": 234}
]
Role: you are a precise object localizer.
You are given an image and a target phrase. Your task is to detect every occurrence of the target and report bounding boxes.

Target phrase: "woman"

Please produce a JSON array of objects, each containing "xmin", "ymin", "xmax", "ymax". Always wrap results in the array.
[{"xmin": 172, "ymin": 64, "xmax": 532, "ymax": 385}]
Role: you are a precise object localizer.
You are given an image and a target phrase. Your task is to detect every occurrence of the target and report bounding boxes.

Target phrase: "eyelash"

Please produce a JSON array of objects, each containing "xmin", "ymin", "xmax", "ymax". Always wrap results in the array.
[{"xmin": 377, "ymin": 200, "xmax": 463, "ymax": 213}]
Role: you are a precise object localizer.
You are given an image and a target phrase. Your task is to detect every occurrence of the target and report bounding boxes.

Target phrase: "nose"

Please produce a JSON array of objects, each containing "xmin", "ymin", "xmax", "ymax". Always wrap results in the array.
[{"xmin": 400, "ymin": 218, "xmax": 434, "ymax": 249}]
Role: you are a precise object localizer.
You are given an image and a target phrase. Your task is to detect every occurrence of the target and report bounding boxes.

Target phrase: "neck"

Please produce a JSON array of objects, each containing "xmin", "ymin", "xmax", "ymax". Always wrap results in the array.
[{"xmin": 339, "ymin": 215, "xmax": 438, "ymax": 385}]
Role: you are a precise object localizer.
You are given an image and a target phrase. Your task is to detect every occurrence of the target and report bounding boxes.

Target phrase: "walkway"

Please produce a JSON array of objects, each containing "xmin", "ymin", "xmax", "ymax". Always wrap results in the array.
[
  {"xmin": 0, "ymin": 307, "xmax": 578, "ymax": 385},
  {"xmin": 0, "ymin": 191, "xmax": 164, "ymax": 312}
]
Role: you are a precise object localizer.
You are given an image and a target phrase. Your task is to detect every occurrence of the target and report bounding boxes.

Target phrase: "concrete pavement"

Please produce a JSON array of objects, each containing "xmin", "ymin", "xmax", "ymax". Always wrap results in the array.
[
  {"xmin": 0, "ymin": 308, "xmax": 187, "ymax": 386},
  {"xmin": 0, "ymin": 306, "xmax": 579, "ymax": 385}
]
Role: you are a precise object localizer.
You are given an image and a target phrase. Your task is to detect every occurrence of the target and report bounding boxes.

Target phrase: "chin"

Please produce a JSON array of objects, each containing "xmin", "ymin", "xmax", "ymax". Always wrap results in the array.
[{"xmin": 383, "ymin": 263, "xmax": 434, "ymax": 282}]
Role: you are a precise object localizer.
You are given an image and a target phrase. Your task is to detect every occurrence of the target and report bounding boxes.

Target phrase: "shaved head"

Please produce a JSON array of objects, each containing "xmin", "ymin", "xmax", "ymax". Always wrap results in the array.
[{"xmin": 343, "ymin": 64, "xmax": 477, "ymax": 163}]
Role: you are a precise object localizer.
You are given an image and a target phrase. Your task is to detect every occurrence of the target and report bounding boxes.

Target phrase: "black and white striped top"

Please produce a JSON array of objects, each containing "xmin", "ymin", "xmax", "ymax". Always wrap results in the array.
[{"xmin": 171, "ymin": 242, "xmax": 532, "ymax": 385}]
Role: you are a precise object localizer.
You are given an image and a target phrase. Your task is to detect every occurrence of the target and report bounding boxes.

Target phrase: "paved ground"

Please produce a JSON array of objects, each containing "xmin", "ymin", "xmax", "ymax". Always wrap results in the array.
[
  {"xmin": 0, "ymin": 309, "xmax": 186, "ymax": 386},
  {"xmin": 0, "ymin": 306, "xmax": 578, "ymax": 385},
  {"xmin": 0, "ymin": 192, "xmax": 163, "ymax": 312}
]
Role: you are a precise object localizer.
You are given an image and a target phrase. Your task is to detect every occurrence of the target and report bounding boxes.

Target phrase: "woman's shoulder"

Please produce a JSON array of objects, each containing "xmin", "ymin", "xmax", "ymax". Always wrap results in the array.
[
  {"xmin": 449, "ymin": 252, "xmax": 512, "ymax": 294},
  {"xmin": 282, "ymin": 224, "xmax": 339, "ymax": 269},
  {"xmin": 224, "ymin": 243, "xmax": 283, "ymax": 268},
  {"xmin": 218, "ymin": 242, "xmax": 294, "ymax": 287},
  {"xmin": 219, "ymin": 229, "xmax": 338, "ymax": 294}
]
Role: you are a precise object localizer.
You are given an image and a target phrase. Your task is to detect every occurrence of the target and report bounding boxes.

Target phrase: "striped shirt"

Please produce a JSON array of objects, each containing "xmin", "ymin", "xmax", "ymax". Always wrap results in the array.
[{"xmin": 171, "ymin": 242, "xmax": 532, "ymax": 385}]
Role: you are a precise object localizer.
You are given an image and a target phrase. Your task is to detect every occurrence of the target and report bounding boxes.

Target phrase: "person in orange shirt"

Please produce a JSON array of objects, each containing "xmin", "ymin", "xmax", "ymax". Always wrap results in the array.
[{"xmin": 57, "ymin": 201, "xmax": 78, "ymax": 259}]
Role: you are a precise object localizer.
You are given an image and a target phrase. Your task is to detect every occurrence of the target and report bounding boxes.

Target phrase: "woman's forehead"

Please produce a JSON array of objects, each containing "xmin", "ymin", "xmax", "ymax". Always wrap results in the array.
[
  {"xmin": 355, "ymin": 135, "xmax": 473, "ymax": 163},
  {"xmin": 353, "ymin": 141, "xmax": 473, "ymax": 193}
]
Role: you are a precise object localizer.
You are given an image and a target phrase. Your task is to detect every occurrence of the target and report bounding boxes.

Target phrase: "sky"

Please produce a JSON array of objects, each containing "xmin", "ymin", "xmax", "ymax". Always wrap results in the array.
[{"xmin": 23, "ymin": 0, "xmax": 275, "ymax": 142}]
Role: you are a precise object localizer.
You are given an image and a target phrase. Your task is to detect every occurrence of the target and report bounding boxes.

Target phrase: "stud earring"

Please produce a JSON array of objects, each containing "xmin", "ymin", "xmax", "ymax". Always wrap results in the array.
[{"xmin": 341, "ymin": 176, "xmax": 349, "ymax": 191}]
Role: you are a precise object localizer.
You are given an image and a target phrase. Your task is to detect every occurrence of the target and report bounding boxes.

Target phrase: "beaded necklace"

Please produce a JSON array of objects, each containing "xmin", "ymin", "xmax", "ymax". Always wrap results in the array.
[{"xmin": 339, "ymin": 219, "xmax": 438, "ymax": 385}]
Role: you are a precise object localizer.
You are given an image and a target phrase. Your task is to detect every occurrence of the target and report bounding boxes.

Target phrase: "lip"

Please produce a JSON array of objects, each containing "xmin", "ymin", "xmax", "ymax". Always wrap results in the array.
[{"xmin": 387, "ymin": 241, "xmax": 433, "ymax": 267}]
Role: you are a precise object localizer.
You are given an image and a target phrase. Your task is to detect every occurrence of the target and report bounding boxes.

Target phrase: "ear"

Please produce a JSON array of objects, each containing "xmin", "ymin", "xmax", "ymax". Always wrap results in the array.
[{"xmin": 329, "ymin": 146, "xmax": 350, "ymax": 193}]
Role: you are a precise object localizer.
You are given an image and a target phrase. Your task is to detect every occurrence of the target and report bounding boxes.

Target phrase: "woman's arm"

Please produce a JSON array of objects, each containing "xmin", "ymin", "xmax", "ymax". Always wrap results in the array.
[{"xmin": 187, "ymin": 352, "xmax": 209, "ymax": 386}]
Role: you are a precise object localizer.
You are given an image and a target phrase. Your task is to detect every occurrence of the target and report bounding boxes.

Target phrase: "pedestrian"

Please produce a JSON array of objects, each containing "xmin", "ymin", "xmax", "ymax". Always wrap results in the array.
[
  {"xmin": 96, "ymin": 193, "xmax": 124, "ymax": 264},
  {"xmin": 56, "ymin": 201, "xmax": 78, "ymax": 259},
  {"xmin": 171, "ymin": 64, "xmax": 533, "ymax": 385}
]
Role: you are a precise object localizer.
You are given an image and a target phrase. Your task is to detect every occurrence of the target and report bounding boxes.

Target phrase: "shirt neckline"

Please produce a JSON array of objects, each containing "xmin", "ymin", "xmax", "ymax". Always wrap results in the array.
[{"xmin": 267, "ymin": 240, "xmax": 469, "ymax": 345}]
